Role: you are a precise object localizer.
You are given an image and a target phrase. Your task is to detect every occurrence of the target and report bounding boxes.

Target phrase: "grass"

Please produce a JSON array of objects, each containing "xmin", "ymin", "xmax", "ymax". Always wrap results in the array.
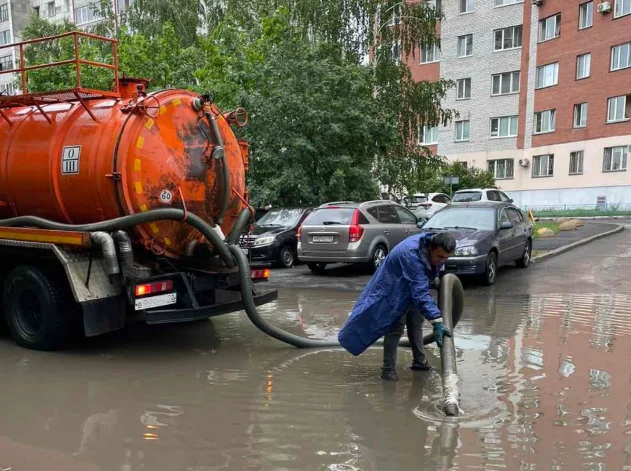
[
  {"xmin": 533, "ymin": 221, "xmax": 561, "ymax": 238},
  {"xmin": 530, "ymin": 209, "xmax": 631, "ymax": 218}
]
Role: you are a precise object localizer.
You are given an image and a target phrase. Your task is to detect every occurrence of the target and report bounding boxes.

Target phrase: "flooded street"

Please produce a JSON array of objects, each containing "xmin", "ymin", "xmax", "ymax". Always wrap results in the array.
[{"xmin": 2, "ymin": 228, "xmax": 631, "ymax": 470}]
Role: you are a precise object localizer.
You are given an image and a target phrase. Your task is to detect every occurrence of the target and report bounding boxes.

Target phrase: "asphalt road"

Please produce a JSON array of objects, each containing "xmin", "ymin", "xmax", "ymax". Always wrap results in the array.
[{"xmin": 268, "ymin": 221, "xmax": 630, "ymax": 296}]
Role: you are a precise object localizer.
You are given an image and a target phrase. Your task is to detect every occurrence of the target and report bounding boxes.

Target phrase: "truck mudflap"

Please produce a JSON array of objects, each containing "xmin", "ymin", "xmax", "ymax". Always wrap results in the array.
[{"xmin": 142, "ymin": 287, "xmax": 278, "ymax": 324}]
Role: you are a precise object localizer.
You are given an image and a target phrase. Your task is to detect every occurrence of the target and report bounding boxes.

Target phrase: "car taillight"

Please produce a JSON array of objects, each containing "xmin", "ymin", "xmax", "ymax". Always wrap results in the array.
[
  {"xmin": 349, "ymin": 209, "xmax": 365, "ymax": 243},
  {"xmin": 251, "ymin": 268, "xmax": 271, "ymax": 280},
  {"xmin": 421, "ymin": 203, "xmax": 433, "ymax": 210},
  {"xmin": 297, "ymin": 224, "xmax": 303, "ymax": 242},
  {"xmin": 135, "ymin": 280, "xmax": 174, "ymax": 297}
]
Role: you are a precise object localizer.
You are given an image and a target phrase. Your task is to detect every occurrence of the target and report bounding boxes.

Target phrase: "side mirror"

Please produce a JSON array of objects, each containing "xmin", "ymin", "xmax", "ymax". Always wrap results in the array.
[
  {"xmin": 417, "ymin": 219, "xmax": 426, "ymax": 228},
  {"xmin": 500, "ymin": 221, "xmax": 513, "ymax": 230},
  {"xmin": 508, "ymin": 198, "xmax": 514, "ymax": 203}
]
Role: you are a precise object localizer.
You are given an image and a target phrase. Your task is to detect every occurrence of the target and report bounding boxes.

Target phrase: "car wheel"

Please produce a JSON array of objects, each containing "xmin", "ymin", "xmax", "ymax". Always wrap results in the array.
[
  {"xmin": 278, "ymin": 245, "xmax": 295, "ymax": 268},
  {"xmin": 307, "ymin": 263, "xmax": 327, "ymax": 274},
  {"xmin": 3, "ymin": 265, "xmax": 76, "ymax": 351},
  {"xmin": 482, "ymin": 252, "xmax": 498, "ymax": 286},
  {"xmin": 516, "ymin": 241, "xmax": 532, "ymax": 268},
  {"xmin": 370, "ymin": 245, "xmax": 388, "ymax": 273}
]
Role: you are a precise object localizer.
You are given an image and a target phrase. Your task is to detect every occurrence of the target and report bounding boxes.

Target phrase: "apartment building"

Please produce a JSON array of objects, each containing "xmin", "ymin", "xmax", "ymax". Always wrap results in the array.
[
  {"xmin": 0, "ymin": 0, "xmax": 132, "ymax": 95},
  {"xmin": 409, "ymin": 0, "xmax": 631, "ymax": 207}
]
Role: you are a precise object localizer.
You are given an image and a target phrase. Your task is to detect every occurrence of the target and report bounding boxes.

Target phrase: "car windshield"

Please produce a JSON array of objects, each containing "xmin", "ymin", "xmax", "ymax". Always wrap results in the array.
[
  {"xmin": 423, "ymin": 207, "xmax": 496, "ymax": 231},
  {"xmin": 256, "ymin": 209, "xmax": 304, "ymax": 228},
  {"xmin": 411, "ymin": 195, "xmax": 428, "ymax": 204},
  {"xmin": 453, "ymin": 191, "xmax": 482, "ymax": 202},
  {"xmin": 303, "ymin": 208, "xmax": 356, "ymax": 225}
]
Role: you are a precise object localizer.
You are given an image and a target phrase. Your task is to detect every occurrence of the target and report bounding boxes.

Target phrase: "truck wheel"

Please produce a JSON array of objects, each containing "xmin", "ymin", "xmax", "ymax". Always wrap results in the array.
[{"xmin": 3, "ymin": 265, "xmax": 75, "ymax": 351}]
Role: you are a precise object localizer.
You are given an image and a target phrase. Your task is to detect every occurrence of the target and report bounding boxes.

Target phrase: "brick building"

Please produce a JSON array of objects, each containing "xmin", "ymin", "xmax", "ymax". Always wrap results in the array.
[{"xmin": 408, "ymin": 0, "xmax": 631, "ymax": 208}]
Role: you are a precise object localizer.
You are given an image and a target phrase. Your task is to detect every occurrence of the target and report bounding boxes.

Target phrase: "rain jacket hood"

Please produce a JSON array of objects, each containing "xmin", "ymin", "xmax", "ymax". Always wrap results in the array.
[{"xmin": 338, "ymin": 232, "xmax": 443, "ymax": 356}]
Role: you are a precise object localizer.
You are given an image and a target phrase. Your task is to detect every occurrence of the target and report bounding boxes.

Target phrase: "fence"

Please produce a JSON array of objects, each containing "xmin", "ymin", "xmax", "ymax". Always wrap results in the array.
[{"xmin": 522, "ymin": 203, "xmax": 631, "ymax": 213}]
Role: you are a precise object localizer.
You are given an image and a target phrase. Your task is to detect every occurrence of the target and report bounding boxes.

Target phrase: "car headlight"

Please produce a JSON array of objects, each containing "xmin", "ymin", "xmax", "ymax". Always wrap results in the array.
[
  {"xmin": 254, "ymin": 236, "xmax": 275, "ymax": 247},
  {"xmin": 454, "ymin": 246, "xmax": 478, "ymax": 257}
]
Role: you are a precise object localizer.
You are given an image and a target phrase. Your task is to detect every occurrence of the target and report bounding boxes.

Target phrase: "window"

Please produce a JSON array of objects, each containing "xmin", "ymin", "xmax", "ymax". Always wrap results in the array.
[
  {"xmin": 579, "ymin": 2, "xmax": 593, "ymax": 29},
  {"xmin": 507, "ymin": 208, "xmax": 523, "ymax": 224},
  {"xmin": 0, "ymin": 3, "xmax": 8, "ymax": 22},
  {"xmin": 384, "ymin": 41, "xmax": 401, "ymax": 65},
  {"xmin": 603, "ymin": 146, "xmax": 628, "ymax": 172},
  {"xmin": 459, "ymin": 0, "xmax": 474, "ymax": 14},
  {"xmin": 456, "ymin": 78, "xmax": 471, "ymax": 100},
  {"xmin": 0, "ymin": 82, "xmax": 14, "ymax": 95},
  {"xmin": 539, "ymin": 14, "xmax": 561, "ymax": 42},
  {"xmin": 490, "ymin": 116, "xmax": 518, "ymax": 138},
  {"xmin": 389, "ymin": 3, "xmax": 402, "ymax": 25},
  {"xmin": 47, "ymin": 1, "xmax": 55, "ymax": 17},
  {"xmin": 574, "ymin": 103, "xmax": 588, "ymax": 128},
  {"xmin": 534, "ymin": 109, "xmax": 556, "ymax": 134},
  {"xmin": 487, "ymin": 159, "xmax": 514, "ymax": 179},
  {"xmin": 492, "ymin": 71, "xmax": 520, "ymax": 95},
  {"xmin": 532, "ymin": 154, "xmax": 554, "ymax": 177},
  {"xmin": 419, "ymin": 125, "xmax": 438, "ymax": 145},
  {"xmin": 611, "ymin": 43, "xmax": 631, "ymax": 71},
  {"xmin": 394, "ymin": 206, "xmax": 417, "ymax": 224},
  {"xmin": 488, "ymin": 191, "xmax": 502, "ymax": 202},
  {"xmin": 498, "ymin": 192, "xmax": 512, "ymax": 202},
  {"xmin": 455, "ymin": 120, "xmax": 470, "ymax": 141},
  {"xmin": 569, "ymin": 151, "xmax": 584, "ymax": 175},
  {"xmin": 495, "ymin": 0, "xmax": 523, "ymax": 5},
  {"xmin": 75, "ymin": 4, "xmax": 104, "ymax": 25},
  {"xmin": 377, "ymin": 205, "xmax": 400, "ymax": 224},
  {"xmin": 536, "ymin": 62, "xmax": 559, "ymax": 89},
  {"xmin": 607, "ymin": 95, "xmax": 630, "ymax": 122},
  {"xmin": 457, "ymin": 34, "xmax": 473, "ymax": 57},
  {"xmin": 614, "ymin": 0, "xmax": 631, "ymax": 17},
  {"xmin": 576, "ymin": 53, "xmax": 591, "ymax": 79},
  {"xmin": 494, "ymin": 26, "xmax": 522, "ymax": 51},
  {"xmin": 33, "ymin": 6, "xmax": 40, "ymax": 17},
  {"xmin": 0, "ymin": 54, "xmax": 11, "ymax": 71},
  {"xmin": 432, "ymin": 194, "xmax": 451, "ymax": 204},
  {"xmin": 421, "ymin": 43, "xmax": 440, "ymax": 63},
  {"xmin": 0, "ymin": 29, "xmax": 9, "ymax": 46}
]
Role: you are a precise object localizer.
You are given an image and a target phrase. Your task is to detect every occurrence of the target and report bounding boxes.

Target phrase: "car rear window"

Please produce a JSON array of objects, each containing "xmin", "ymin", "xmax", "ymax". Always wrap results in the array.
[
  {"xmin": 303, "ymin": 208, "xmax": 356, "ymax": 225},
  {"xmin": 453, "ymin": 191, "xmax": 482, "ymax": 202}
]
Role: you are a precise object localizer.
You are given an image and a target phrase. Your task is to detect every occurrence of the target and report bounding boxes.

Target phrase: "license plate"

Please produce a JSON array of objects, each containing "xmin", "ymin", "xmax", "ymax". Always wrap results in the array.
[
  {"xmin": 135, "ymin": 293, "xmax": 177, "ymax": 311},
  {"xmin": 312, "ymin": 236, "xmax": 334, "ymax": 243}
]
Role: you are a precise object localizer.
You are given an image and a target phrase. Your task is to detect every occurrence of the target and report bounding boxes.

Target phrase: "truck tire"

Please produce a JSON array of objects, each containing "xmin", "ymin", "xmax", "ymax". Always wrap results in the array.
[{"xmin": 3, "ymin": 265, "xmax": 75, "ymax": 351}]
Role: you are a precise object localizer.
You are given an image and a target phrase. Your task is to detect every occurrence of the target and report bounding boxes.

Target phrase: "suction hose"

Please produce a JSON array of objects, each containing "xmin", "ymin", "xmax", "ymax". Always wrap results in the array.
[{"xmin": 0, "ymin": 209, "xmax": 235, "ymax": 269}]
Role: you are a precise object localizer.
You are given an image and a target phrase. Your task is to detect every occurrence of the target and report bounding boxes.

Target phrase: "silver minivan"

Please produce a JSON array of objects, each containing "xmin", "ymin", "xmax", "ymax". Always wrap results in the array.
[{"xmin": 297, "ymin": 200, "xmax": 421, "ymax": 273}]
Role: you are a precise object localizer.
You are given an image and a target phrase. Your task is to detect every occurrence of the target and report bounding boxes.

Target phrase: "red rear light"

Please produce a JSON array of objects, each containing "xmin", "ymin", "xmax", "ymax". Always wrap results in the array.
[
  {"xmin": 349, "ymin": 209, "xmax": 365, "ymax": 243},
  {"xmin": 135, "ymin": 280, "xmax": 174, "ymax": 297},
  {"xmin": 251, "ymin": 268, "xmax": 271, "ymax": 280},
  {"xmin": 297, "ymin": 224, "xmax": 303, "ymax": 242},
  {"xmin": 421, "ymin": 203, "xmax": 433, "ymax": 210}
]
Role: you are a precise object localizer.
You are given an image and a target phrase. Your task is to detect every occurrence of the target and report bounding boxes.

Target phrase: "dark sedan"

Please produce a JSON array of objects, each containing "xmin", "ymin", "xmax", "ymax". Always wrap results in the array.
[
  {"xmin": 420, "ymin": 202, "xmax": 533, "ymax": 285},
  {"xmin": 239, "ymin": 207, "xmax": 313, "ymax": 268}
]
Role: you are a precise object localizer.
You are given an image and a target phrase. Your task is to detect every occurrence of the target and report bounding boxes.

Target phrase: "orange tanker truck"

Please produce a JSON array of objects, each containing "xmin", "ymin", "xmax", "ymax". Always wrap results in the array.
[{"xmin": 0, "ymin": 32, "xmax": 278, "ymax": 350}]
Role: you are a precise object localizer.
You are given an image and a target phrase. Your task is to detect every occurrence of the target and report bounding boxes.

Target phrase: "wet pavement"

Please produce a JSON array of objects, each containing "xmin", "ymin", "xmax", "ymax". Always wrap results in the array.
[
  {"xmin": 2, "ymin": 226, "xmax": 631, "ymax": 470},
  {"xmin": 533, "ymin": 221, "xmax": 619, "ymax": 252}
]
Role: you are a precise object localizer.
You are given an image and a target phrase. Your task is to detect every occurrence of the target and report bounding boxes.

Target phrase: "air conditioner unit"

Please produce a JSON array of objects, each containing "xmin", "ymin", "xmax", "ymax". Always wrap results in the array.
[
  {"xmin": 519, "ymin": 158, "xmax": 530, "ymax": 167},
  {"xmin": 597, "ymin": 2, "xmax": 612, "ymax": 13},
  {"xmin": 532, "ymin": 0, "xmax": 543, "ymax": 6}
]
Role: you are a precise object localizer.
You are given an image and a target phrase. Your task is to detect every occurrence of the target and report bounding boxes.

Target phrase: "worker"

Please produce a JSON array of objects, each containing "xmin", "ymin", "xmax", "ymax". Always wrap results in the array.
[{"xmin": 338, "ymin": 232, "xmax": 456, "ymax": 381}]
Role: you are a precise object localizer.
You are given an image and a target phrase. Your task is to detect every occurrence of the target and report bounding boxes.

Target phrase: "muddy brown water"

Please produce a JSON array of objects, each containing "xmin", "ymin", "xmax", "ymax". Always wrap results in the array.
[{"xmin": 1, "ymin": 289, "xmax": 631, "ymax": 470}]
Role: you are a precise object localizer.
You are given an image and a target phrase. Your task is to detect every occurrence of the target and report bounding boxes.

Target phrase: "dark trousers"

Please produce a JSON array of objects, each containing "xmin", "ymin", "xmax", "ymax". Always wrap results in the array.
[{"xmin": 382, "ymin": 307, "xmax": 426, "ymax": 371}]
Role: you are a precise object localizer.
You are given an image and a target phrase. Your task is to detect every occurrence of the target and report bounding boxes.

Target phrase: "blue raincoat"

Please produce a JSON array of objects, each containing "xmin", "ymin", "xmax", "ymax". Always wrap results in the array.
[{"xmin": 338, "ymin": 232, "xmax": 442, "ymax": 356}]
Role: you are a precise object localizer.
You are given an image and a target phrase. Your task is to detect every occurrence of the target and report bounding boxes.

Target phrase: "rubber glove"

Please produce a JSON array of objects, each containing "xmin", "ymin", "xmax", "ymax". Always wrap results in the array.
[{"xmin": 432, "ymin": 321, "xmax": 452, "ymax": 348}]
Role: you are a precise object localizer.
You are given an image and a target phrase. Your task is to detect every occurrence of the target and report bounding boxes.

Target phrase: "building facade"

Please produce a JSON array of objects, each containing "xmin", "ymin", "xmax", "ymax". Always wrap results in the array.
[{"xmin": 409, "ymin": 0, "xmax": 631, "ymax": 208}]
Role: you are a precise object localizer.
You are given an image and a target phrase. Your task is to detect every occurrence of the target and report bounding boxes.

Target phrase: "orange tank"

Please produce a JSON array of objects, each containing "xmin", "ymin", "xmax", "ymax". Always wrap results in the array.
[{"xmin": 0, "ymin": 79, "xmax": 248, "ymax": 259}]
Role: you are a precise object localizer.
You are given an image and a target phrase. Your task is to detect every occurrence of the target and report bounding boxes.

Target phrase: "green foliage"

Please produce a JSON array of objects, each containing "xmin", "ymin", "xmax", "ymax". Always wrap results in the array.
[{"xmin": 17, "ymin": 0, "xmax": 458, "ymax": 208}]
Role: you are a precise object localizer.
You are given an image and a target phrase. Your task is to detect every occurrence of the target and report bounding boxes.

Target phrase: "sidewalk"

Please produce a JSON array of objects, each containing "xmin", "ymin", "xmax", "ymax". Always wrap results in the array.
[{"xmin": 533, "ymin": 221, "xmax": 624, "ymax": 261}]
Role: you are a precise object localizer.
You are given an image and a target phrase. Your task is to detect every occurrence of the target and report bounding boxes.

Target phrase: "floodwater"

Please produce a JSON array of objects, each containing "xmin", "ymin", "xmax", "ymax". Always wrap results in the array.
[{"xmin": 1, "ymin": 288, "xmax": 631, "ymax": 470}]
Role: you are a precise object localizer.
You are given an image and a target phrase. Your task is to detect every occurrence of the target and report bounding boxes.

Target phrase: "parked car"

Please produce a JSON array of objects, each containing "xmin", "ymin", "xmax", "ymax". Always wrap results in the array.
[
  {"xmin": 409, "ymin": 192, "xmax": 452, "ymax": 219},
  {"xmin": 297, "ymin": 201, "xmax": 421, "ymax": 273},
  {"xmin": 452, "ymin": 188, "xmax": 515, "ymax": 205},
  {"xmin": 420, "ymin": 202, "xmax": 533, "ymax": 285},
  {"xmin": 239, "ymin": 207, "xmax": 314, "ymax": 268}
]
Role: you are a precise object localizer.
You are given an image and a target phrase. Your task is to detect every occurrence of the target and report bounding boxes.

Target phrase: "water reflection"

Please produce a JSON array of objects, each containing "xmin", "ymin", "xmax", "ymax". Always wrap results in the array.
[{"xmin": 0, "ymin": 290, "xmax": 630, "ymax": 469}]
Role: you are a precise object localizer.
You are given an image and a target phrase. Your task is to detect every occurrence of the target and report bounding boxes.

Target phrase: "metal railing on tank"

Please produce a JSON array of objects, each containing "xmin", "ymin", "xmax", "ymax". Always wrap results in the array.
[{"xmin": 0, "ymin": 31, "xmax": 120, "ymax": 124}]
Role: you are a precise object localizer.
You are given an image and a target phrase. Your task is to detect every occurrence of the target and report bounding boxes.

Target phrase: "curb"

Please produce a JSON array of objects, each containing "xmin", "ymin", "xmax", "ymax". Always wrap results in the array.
[
  {"xmin": 533, "ymin": 224, "xmax": 625, "ymax": 263},
  {"xmin": 537, "ymin": 215, "xmax": 631, "ymax": 220}
]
